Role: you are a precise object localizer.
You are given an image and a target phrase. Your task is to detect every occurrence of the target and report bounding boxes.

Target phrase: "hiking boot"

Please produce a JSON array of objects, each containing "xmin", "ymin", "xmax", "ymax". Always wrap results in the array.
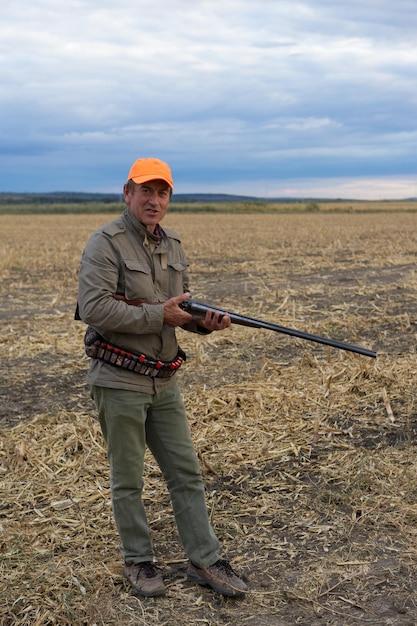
[
  {"xmin": 124, "ymin": 561, "xmax": 166, "ymax": 597},
  {"xmin": 187, "ymin": 559, "xmax": 248, "ymax": 597}
]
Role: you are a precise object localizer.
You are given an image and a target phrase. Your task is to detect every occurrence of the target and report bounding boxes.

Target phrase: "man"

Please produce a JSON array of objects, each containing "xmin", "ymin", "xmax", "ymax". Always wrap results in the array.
[{"xmin": 77, "ymin": 157, "xmax": 247, "ymax": 598}]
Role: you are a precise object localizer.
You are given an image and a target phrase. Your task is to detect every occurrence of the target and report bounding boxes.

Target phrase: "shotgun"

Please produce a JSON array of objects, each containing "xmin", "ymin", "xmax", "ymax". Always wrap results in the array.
[{"xmin": 179, "ymin": 299, "xmax": 377, "ymax": 359}]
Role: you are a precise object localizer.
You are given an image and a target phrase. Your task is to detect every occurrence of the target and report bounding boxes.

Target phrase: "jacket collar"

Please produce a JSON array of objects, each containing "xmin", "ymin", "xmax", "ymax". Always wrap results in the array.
[{"xmin": 124, "ymin": 208, "xmax": 161, "ymax": 244}]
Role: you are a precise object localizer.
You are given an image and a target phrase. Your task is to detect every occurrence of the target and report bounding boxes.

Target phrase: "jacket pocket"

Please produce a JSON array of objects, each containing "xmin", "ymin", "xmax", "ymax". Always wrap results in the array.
[
  {"xmin": 123, "ymin": 259, "xmax": 154, "ymax": 301},
  {"xmin": 167, "ymin": 261, "xmax": 188, "ymax": 295},
  {"xmin": 168, "ymin": 261, "xmax": 188, "ymax": 272}
]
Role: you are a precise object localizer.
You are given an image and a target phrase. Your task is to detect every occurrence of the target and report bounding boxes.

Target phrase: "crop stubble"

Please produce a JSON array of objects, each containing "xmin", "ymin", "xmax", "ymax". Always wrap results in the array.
[{"xmin": 1, "ymin": 212, "xmax": 417, "ymax": 625}]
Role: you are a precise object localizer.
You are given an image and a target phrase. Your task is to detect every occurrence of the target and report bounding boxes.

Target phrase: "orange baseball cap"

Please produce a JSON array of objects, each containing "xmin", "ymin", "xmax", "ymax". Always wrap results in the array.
[{"xmin": 127, "ymin": 157, "xmax": 174, "ymax": 189}]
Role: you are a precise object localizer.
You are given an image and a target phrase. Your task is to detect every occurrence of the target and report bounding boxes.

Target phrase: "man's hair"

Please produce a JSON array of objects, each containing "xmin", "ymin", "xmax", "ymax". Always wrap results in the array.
[{"xmin": 124, "ymin": 179, "xmax": 137, "ymax": 194}]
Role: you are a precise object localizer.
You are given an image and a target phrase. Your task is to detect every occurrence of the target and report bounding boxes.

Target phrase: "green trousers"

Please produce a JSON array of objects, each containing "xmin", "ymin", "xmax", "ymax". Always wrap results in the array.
[{"xmin": 91, "ymin": 383, "xmax": 220, "ymax": 566}]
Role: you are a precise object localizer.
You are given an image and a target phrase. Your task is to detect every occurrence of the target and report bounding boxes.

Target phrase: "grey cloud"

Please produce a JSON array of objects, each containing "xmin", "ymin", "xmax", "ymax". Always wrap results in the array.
[{"xmin": 1, "ymin": 0, "xmax": 416, "ymax": 196}]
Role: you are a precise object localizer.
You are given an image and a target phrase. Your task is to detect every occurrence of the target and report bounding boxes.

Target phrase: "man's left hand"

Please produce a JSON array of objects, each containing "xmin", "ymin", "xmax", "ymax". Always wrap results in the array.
[{"xmin": 197, "ymin": 309, "xmax": 231, "ymax": 332}]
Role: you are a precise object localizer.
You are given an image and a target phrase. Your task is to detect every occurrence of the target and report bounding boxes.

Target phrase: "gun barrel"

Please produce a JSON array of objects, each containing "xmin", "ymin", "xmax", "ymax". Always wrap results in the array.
[{"xmin": 182, "ymin": 299, "xmax": 377, "ymax": 359}]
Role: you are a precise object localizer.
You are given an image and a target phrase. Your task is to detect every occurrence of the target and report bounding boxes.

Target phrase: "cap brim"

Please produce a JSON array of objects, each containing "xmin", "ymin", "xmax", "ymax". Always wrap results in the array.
[{"xmin": 131, "ymin": 175, "xmax": 173, "ymax": 188}]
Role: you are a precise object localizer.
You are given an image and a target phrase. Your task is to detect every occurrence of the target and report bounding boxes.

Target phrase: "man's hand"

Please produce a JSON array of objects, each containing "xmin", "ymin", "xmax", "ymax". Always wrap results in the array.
[
  {"xmin": 163, "ymin": 293, "xmax": 194, "ymax": 327},
  {"xmin": 196, "ymin": 307, "xmax": 231, "ymax": 332},
  {"xmin": 163, "ymin": 293, "xmax": 231, "ymax": 331}
]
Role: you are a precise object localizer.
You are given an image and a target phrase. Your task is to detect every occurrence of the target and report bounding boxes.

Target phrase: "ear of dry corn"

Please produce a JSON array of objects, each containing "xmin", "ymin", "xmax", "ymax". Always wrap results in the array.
[{"xmin": 1, "ymin": 211, "xmax": 417, "ymax": 625}]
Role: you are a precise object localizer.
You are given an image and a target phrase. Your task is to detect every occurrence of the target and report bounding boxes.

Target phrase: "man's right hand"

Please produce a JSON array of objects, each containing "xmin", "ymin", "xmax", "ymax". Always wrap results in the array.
[{"xmin": 163, "ymin": 293, "xmax": 193, "ymax": 327}]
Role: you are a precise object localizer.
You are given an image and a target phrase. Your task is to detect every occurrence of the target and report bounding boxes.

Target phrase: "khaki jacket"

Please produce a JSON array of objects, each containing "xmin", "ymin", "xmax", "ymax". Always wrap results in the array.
[{"xmin": 77, "ymin": 209, "xmax": 205, "ymax": 393}]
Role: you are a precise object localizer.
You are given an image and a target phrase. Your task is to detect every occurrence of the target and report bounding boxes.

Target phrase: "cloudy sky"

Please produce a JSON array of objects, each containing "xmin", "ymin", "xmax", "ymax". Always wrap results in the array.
[{"xmin": 1, "ymin": 0, "xmax": 416, "ymax": 198}]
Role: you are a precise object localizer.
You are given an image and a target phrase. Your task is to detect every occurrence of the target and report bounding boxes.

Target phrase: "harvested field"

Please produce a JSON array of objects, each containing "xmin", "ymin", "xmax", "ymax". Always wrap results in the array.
[{"xmin": 1, "ymin": 211, "xmax": 417, "ymax": 625}]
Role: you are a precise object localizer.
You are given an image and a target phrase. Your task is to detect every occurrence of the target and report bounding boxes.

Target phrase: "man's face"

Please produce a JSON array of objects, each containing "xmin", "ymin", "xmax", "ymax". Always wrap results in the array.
[{"xmin": 124, "ymin": 179, "xmax": 171, "ymax": 232}]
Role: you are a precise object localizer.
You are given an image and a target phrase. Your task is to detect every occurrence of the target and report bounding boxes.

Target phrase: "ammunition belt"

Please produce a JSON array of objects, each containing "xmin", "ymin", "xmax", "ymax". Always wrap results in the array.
[{"xmin": 83, "ymin": 326, "xmax": 186, "ymax": 378}]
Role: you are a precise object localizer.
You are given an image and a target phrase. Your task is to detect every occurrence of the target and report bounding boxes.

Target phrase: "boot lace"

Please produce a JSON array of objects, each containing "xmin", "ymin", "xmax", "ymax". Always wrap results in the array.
[
  {"xmin": 213, "ymin": 559, "xmax": 237, "ymax": 578},
  {"xmin": 140, "ymin": 561, "xmax": 158, "ymax": 578}
]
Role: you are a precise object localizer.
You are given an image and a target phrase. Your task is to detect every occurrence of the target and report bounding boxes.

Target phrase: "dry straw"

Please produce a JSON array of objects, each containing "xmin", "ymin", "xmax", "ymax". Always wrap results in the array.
[{"xmin": 1, "ymin": 212, "xmax": 417, "ymax": 625}]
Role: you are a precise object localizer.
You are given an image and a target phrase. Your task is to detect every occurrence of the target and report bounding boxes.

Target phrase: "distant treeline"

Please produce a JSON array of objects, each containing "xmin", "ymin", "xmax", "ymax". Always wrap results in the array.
[
  {"xmin": 0, "ymin": 192, "xmax": 124, "ymax": 204},
  {"xmin": 0, "ymin": 192, "xmax": 416, "ymax": 215},
  {"xmin": 0, "ymin": 191, "xmax": 305, "ymax": 204},
  {"xmin": 0, "ymin": 192, "xmax": 320, "ymax": 215}
]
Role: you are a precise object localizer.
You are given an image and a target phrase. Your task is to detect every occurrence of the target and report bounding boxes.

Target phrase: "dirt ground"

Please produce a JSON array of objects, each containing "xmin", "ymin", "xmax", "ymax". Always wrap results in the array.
[{"xmin": 1, "ymin": 212, "xmax": 417, "ymax": 625}]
